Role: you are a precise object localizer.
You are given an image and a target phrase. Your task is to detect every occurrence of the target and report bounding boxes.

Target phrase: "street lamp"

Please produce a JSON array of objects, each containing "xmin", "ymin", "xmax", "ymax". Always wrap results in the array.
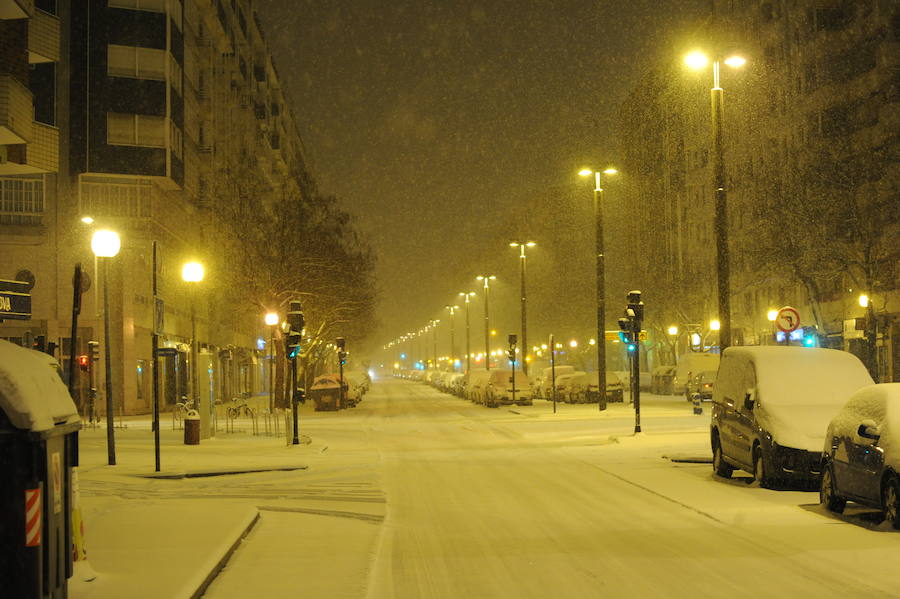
[
  {"xmin": 265, "ymin": 311, "xmax": 279, "ymax": 412},
  {"xmin": 475, "ymin": 275, "xmax": 496, "ymax": 370},
  {"xmin": 459, "ymin": 292, "xmax": 476, "ymax": 373},
  {"xmin": 445, "ymin": 305, "xmax": 459, "ymax": 370},
  {"xmin": 428, "ymin": 319, "xmax": 440, "ymax": 369},
  {"xmin": 181, "ymin": 261, "xmax": 204, "ymax": 427},
  {"xmin": 509, "ymin": 240, "xmax": 536, "ymax": 375},
  {"xmin": 684, "ymin": 49, "xmax": 746, "ymax": 353},
  {"xmin": 91, "ymin": 229, "xmax": 120, "ymax": 466},
  {"xmin": 579, "ymin": 166, "xmax": 618, "ymax": 410},
  {"xmin": 859, "ymin": 293, "xmax": 878, "ymax": 379}
]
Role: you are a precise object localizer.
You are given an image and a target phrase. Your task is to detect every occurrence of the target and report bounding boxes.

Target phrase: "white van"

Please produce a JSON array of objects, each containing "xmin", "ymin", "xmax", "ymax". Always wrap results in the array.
[{"xmin": 673, "ymin": 352, "xmax": 720, "ymax": 395}]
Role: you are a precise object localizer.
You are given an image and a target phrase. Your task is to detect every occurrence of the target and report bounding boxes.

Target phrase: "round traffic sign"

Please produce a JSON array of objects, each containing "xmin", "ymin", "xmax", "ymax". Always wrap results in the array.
[{"xmin": 775, "ymin": 306, "xmax": 800, "ymax": 333}]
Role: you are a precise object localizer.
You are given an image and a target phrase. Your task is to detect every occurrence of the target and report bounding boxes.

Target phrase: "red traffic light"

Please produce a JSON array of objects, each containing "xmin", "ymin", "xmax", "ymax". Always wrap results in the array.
[{"xmin": 78, "ymin": 355, "xmax": 89, "ymax": 371}]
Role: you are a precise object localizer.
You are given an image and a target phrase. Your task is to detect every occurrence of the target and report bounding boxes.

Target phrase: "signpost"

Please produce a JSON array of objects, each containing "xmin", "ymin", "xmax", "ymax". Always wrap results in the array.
[
  {"xmin": 0, "ymin": 279, "xmax": 32, "ymax": 320},
  {"xmin": 775, "ymin": 306, "xmax": 800, "ymax": 346}
]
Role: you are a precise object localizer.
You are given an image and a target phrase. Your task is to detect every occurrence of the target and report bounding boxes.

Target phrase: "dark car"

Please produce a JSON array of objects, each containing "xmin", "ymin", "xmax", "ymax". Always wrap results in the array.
[
  {"xmin": 685, "ymin": 370, "xmax": 716, "ymax": 401},
  {"xmin": 820, "ymin": 384, "xmax": 900, "ymax": 528},
  {"xmin": 710, "ymin": 347, "xmax": 872, "ymax": 488}
]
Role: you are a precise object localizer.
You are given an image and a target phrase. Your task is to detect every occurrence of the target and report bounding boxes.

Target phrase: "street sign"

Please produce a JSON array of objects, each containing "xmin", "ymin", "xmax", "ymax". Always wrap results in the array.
[
  {"xmin": 775, "ymin": 306, "xmax": 800, "ymax": 333},
  {"xmin": 605, "ymin": 330, "xmax": 647, "ymax": 341},
  {"xmin": 156, "ymin": 347, "xmax": 178, "ymax": 357},
  {"xmin": 0, "ymin": 279, "xmax": 32, "ymax": 320},
  {"xmin": 638, "ymin": 330, "xmax": 648, "ymax": 341}
]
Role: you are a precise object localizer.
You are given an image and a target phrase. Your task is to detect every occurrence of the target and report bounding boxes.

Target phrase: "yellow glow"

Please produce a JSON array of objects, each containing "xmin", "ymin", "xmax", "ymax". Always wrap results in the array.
[
  {"xmin": 710, "ymin": 319, "xmax": 721, "ymax": 331},
  {"xmin": 667, "ymin": 325, "xmax": 678, "ymax": 336},
  {"xmin": 394, "ymin": 362, "xmax": 400, "ymax": 369},
  {"xmin": 80, "ymin": 216, "xmax": 95, "ymax": 224},
  {"xmin": 182, "ymin": 261, "xmax": 204, "ymax": 283},
  {"xmin": 490, "ymin": 330, "xmax": 497, "ymax": 336},
  {"xmin": 264, "ymin": 312, "xmax": 279, "ymax": 326},
  {"xmin": 602, "ymin": 168, "xmax": 618, "ymax": 175},
  {"xmin": 569, "ymin": 340, "xmax": 578, "ymax": 348},
  {"xmin": 859, "ymin": 294, "xmax": 869, "ymax": 308},
  {"xmin": 588, "ymin": 338, "xmax": 596, "ymax": 345},
  {"xmin": 509, "ymin": 242, "xmax": 519, "ymax": 247},
  {"xmin": 525, "ymin": 355, "xmax": 532, "ymax": 362},
  {"xmin": 723, "ymin": 55, "xmax": 746, "ymax": 68},
  {"xmin": 684, "ymin": 50, "xmax": 709, "ymax": 70},
  {"xmin": 578, "ymin": 168, "xmax": 593, "ymax": 177},
  {"xmin": 526, "ymin": 241, "xmax": 536, "ymax": 247},
  {"xmin": 91, "ymin": 230, "xmax": 121, "ymax": 258},
  {"xmin": 540, "ymin": 344, "xmax": 548, "ymax": 350},
  {"xmin": 767, "ymin": 309, "xmax": 778, "ymax": 322}
]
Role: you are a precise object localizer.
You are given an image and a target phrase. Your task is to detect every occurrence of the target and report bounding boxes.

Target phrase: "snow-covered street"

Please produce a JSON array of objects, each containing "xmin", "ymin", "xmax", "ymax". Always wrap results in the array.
[{"xmin": 72, "ymin": 380, "xmax": 900, "ymax": 598}]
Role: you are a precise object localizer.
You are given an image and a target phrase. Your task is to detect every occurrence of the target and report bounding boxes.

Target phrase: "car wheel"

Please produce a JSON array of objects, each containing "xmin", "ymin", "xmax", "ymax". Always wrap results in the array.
[
  {"xmin": 712, "ymin": 436, "xmax": 733, "ymax": 479},
  {"xmin": 752, "ymin": 447, "xmax": 769, "ymax": 488},
  {"xmin": 882, "ymin": 477, "xmax": 900, "ymax": 530},
  {"xmin": 820, "ymin": 465, "xmax": 845, "ymax": 514}
]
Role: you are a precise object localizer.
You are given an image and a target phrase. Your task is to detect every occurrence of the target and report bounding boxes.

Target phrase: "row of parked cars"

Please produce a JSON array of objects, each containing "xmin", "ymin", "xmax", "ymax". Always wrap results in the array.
[
  {"xmin": 708, "ymin": 346, "xmax": 899, "ymax": 528},
  {"xmin": 307, "ymin": 371, "xmax": 370, "ymax": 411}
]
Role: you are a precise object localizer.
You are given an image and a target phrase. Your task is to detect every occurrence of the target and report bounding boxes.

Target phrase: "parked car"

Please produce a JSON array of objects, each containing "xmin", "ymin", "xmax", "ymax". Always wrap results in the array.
[
  {"xmin": 581, "ymin": 371, "xmax": 625, "ymax": 403},
  {"xmin": 651, "ymin": 365, "xmax": 676, "ymax": 394},
  {"xmin": 465, "ymin": 370, "xmax": 492, "ymax": 404},
  {"xmin": 484, "ymin": 369, "xmax": 531, "ymax": 407},
  {"xmin": 309, "ymin": 373, "xmax": 348, "ymax": 411},
  {"xmin": 538, "ymin": 365, "xmax": 575, "ymax": 401},
  {"xmin": 711, "ymin": 346, "xmax": 873, "ymax": 488},
  {"xmin": 820, "ymin": 383, "xmax": 900, "ymax": 528},
  {"xmin": 685, "ymin": 370, "xmax": 717, "ymax": 401},
  {"xmin": 553, "ymin": 372, "xmax": 586, "ymax": 403}
]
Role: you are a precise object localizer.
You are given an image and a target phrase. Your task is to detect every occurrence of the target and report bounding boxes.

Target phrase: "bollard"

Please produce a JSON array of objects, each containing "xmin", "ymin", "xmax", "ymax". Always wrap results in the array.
[
  {"xmin": 691, "ymin": 393, "xmax": 703, "ymax": 415},
  {"xmin": 183, "ymin": 409, "xmax": 200, "ymax": 445}
]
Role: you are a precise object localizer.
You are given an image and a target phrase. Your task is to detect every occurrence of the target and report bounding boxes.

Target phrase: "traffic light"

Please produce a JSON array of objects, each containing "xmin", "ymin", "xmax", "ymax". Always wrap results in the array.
[
  {"xmin": 33, "ymin": 335, "xmax": 46, "ymax": 353},
  {"xmin": 78, "ymin": 355, "xmax": 90, "ymax": 372},
  {"xmin": 286, "ymin": 331, "xmax": 301, "ymax": 359},
  {"xmin": 617, "ymin": 318, "xmax": 633, "ymax": 344},
  {"xmin": 802, "ymin": 326, "xmax": 818, "ymax": 348},
  {"xmin": 294, "ymin": 387, "xmax": 306, "ymax": 404},
  {"xmin": 507, "ymin": 334, "xmax": 517, "ymax": 362},
  {"xmin": 88, "ymin": 340, "xmax": 100, "ymax": 363},
  {"xmin": 287, "ymin": 300, "xmax": 305, "ymax": 335},
  {"xmin": 626, "ymin": 342, "xmax": 637, "ymax": 353}
]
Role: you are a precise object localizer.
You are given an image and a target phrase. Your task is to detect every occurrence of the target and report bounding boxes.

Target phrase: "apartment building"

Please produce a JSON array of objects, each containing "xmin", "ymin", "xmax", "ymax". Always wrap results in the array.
[
  {"xmin": 615, "ymin": 1, "xmax": 899, "ymax": 381},
  {"xmin": 1, "ymin": 0, "xmax": 317, "ymax": 422}
]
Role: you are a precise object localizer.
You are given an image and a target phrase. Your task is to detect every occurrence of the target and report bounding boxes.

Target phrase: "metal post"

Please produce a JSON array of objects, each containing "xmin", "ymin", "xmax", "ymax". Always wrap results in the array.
[
  {"xmin": 339, "ymin": 354, "xmax": 345, "ymax": 407},
  {"xmin": 190, "ymin": 287, "xmax": 198, "ymax": 410},
  {"xmin": 483, "ymin": 281, "xmax": 491, "ymax": 371},
  {"xmin": 268, "ymin": 327, "xmax": 275, "ymax": 413},
  {"xmin": 633, "ymin": 320, "xmax": 641, "ymax": 433},
  {"xmin": 548, "ymin": 334, "xmax": 556, "ymax": 413},
  {"xmin": 465, "ymin": 297, "xmax": 471, "ymax": 373},
  {"xmin": 519, "ymin": 246, "xmax": 529, "ymax": 376},
  {"xmin": 594, "ymin": 173, "xmax": 607, "ymax": 411},
  {"xmin": 448, "ymin": 307, "xmax": 456, "ymax": 370},
  {"xmin": 151, "ymin": 241, "xmax": 161, "ymax": 472},
  {"xmin": 711, "ymin": 62, "xmax": 731, "ymax": 352},
  {"xmin": 67, "ymin": 263, "xmax": 82, "ymax": 397},
  {"xmin": 102, "ymin": 257, "xmax": 116, "ymax": 465},
  {"xmin": 291, "ymin": 354, "xmax": 299, "ymax": 444}
]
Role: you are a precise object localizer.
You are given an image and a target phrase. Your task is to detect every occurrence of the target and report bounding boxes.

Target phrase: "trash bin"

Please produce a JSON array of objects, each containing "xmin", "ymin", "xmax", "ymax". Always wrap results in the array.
[
  {"xmin": 183, "ymin": 409, "xmax": 200, "ymax": 445},
  {"xmin": 0, "ymin": 340, "xmax": 80, "ymax": 599}
]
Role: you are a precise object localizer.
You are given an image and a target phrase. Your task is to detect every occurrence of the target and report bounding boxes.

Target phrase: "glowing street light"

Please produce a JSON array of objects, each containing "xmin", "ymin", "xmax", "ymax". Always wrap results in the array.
[
  {"xmin": 476, "ymin": 275, "xmax": 496, "ymax": 370},
  {"xmin": 182, "ymin": 261, "xmax": 205, "ymax": 432},
  {"xmin": 579, "ymin": 166, "xmax": 618, "ymax": 410},
  {"xmin": 767, "ymin": 309, "xmax": 779, "ymax": 322},
  {"xmin": 667, "ymin": 325, "xmax": 679, "ymax": 336},
  {"xmin": 91, "ymin": 229, "xmax": 121, "ymax": 465},
  {"xmin": 684, "ymin": 49, "xmax": 746, "ymax": 352},
  {"xmin": 710, "ymin": 319, "xmax": 721, "ymax": 331},
  {"xmin": 510, "ymin": 240, "xmax": 536, "ymax": 374}
]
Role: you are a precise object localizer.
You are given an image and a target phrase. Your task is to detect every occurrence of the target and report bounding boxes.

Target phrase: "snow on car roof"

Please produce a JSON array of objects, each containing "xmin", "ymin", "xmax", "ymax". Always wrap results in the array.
[{"xmin": 0, "ymin": 340, "xmax": 80, "ymax": 432}]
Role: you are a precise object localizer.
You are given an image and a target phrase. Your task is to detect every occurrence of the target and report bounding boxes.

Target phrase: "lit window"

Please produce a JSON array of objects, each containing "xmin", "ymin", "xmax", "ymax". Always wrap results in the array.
[
  {"xmin": 108, "ymin": 0, "xmax": 165, "ymax": 12},
  {"xmin": 107, "ymin": 113, "xmax": 166, "ymax": 148}
]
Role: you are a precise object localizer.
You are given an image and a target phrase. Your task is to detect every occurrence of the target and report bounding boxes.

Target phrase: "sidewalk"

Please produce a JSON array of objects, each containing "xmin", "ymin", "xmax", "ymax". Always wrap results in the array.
[{"xmin": 69, "ymin": 414, "xmax": 318, "ymax": 599}]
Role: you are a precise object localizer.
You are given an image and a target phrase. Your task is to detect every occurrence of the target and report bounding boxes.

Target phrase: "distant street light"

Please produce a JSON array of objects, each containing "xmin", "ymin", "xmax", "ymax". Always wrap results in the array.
[
  {"xmin": 475, "ymin": 275, "xmax": 496, "ymax": 370},
  {"xmin": 445, "ymin": 305, "xmax": 459, "ymax": 370},
  {"xmin": 684, "ymin": 49, "xmax": 746, "ymax": 353},
  {"xmin": 182, "ymin": 261, "xmax": 205, "ymax": 433},
  {"xmin": 667, "ymin": 325, "xmax": 679, "ymax": 336},
  {"xmin": 459, "ymin": 292, "xmax": 476, "ymax": 373},
  {"xmin": 710, "ymin": 319, "xmax": 721, "ymax": 331},
  {"xmin": 428, "ymin": 319, "xmax": 440, "ymax": 369},
  {"xmin": 579, "ymin": 166, "xmax": 618, "ymax": 411},
  {"xmin": 509, "ymin": 240, "xmax": 536, "ymax": 375},
  {"xmin": 265, "ymin": 311, "xmax": 279, "ymax": 413},
  {"xmin": 91, "ymin": 229, "xmax": 120, "ymax": 466}
]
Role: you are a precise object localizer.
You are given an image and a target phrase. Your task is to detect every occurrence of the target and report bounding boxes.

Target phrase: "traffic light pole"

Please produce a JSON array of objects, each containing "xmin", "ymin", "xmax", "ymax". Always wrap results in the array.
[
  {"xmin": 594, "ymin": 176, "xmax": 607, "ymax": 412},
  {"xmin": 151, "ymin": 241, "xmax": 161, "ymax": 471}
]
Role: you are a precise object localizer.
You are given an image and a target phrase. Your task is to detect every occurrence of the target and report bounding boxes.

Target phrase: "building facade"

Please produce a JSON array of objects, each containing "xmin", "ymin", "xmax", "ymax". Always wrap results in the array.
[{"xmin": 1, "ymin": 0, "xmax": 316, "ymax": 424}]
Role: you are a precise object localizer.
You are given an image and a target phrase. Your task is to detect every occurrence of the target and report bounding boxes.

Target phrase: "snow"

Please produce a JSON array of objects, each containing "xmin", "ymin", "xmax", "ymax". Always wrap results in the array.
[
  {"xmin": 69, "ymin": 380, "xmax": 900, "ymax": 598},
  {"xmin": 0, "ymin": 339, "xmax": 79, "ymax": 432},
  {"xmin": 725, "ymin": 346, "xmax": 873, "ymax": 451}
]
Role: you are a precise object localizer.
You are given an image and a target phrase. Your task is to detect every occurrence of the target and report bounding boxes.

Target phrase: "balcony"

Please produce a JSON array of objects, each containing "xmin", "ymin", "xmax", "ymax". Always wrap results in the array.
[
  {"xmin": 0, "ymin": 0, "xmax": 33, "ymax": 19},
  {"xmin": 28, "ymin": 9, "xmax": 59, "ymax": 63},
  {"xmin": 0, "ymin": 123, "xmax": 57, "ymax": 175},
  {"xmin": 0, "ymin": 75, "xmax": 33, "ymax": 145}
]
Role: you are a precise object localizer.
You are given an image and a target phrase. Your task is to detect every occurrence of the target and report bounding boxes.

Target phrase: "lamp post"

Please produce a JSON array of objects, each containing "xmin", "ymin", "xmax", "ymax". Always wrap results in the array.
[
  {"xmin": 476, "ymin": 275, "xmax": 496, "ymax": 370},
  {"xmin": 265, "ymin": 311, "xmax": 279, "ymax": 413},
  {"xmin": 509, "ymin": 241, "xmax": 536, "ymax": 375},
  {"xmin": 445, "ymin": 305, "xmax": 459, "ymax": 371},
  {"xmin": 684, "ymin": 50, "xmax": 746, "ymax": 353},
  {"xmin": 459, "ymin": 292, "xmax": 476, "ymax": 373},
  {"xmin": 579, "ymin": 167, "xmax": 618, "ymax": 411},
  {"xmin": 428, "ymin": 319, "xmax": 440, "ymax": 369},
  {"xmin": 182, "ymin": 262, "xmax": 204, "ymax": 424},
  {"xmin": 91, "ymin": 229, "xmax": 120, "ymax": 466},
  {"xmin": 859, "ymin": 294, "xmax": 878, "ymax": 380}
]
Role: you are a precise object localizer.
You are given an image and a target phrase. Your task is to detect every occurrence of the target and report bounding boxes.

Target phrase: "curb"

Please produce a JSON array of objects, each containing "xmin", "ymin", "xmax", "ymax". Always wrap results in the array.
[
  {"xmin": 190, "ymin": 510, "xmax": 261, "ymax": 599},
  {"xmin": 138, "ymin": 465, "xmax": 308, "ymax": 479}
]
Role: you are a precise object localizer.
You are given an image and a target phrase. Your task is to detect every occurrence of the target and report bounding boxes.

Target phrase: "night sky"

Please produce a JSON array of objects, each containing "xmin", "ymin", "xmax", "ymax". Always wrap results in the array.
[{"xmin": 256, "ymin": 0, "xmax": 708, "ymax": 352}]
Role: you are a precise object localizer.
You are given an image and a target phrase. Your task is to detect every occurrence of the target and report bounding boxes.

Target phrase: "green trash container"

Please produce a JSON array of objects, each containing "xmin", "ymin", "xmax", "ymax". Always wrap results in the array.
[{"xmin": 0, "ymin": 340, "xmax": 80, "ymax": 599}]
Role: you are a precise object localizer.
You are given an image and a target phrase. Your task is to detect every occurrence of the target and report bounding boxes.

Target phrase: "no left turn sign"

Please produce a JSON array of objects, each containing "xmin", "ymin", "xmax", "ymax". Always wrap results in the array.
[{"xmin": 776, "ymin": 306, "xmax": 800, "ymax": 333}]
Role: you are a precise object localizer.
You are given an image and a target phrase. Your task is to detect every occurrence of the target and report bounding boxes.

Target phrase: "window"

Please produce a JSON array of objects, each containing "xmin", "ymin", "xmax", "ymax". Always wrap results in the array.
[
  {"xmin": 170, "ymin": 120, "xmax": 183, "ymax": 159},
  {"xmin": 169, "ymin": 55, "xmax": 183, "ymax": 95},
  {"xmin": 80, "ymin": 178, "xmax": 154, "ymax": 218},
  {"xmin": 108, "ymin": 44, "xmax": 166, "ymax": 80},
  {"xmin": 0, "ymin": 178, "xmax": 44, "ymax": 226},
  {"xmin": 107, "ymin": 113, "xmax": 166, "ymax": 147},
  {"xmin": 109, "ymin": 0, "xmax": 165, "ymax": 12}
]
